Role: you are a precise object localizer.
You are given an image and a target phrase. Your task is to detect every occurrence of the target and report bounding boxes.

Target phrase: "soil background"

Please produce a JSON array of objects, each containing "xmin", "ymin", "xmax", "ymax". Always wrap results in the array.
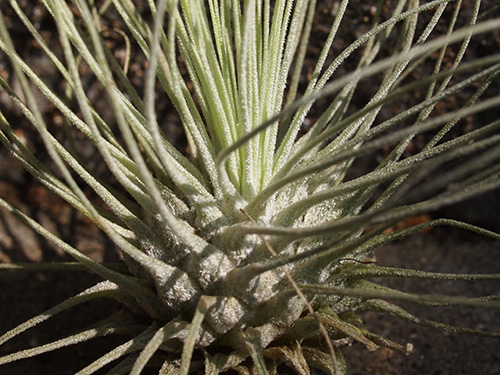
[{"xmin": 1, "ymin": 1, "xmax": 500, "ymax": 374}]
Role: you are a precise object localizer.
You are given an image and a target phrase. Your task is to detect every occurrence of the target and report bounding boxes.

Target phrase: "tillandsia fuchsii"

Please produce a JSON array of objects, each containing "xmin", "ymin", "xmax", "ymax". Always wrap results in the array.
[{"xmin": 0, "ymin": 0, "xmax": 500, "ymax": 374}]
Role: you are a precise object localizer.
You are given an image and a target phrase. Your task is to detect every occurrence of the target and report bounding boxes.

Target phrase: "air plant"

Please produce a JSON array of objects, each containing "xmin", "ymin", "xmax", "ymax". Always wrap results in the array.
[{"xmin": 0, "ymin": 0, "xmax": 499, "ymax": 374}]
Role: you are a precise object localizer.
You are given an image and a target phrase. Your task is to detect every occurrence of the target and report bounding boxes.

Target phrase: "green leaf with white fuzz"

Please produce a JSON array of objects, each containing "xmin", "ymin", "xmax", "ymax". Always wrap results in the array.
[{"xmin": 1, "ymin": 1, "xmax": 499, "ymax": 374}]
